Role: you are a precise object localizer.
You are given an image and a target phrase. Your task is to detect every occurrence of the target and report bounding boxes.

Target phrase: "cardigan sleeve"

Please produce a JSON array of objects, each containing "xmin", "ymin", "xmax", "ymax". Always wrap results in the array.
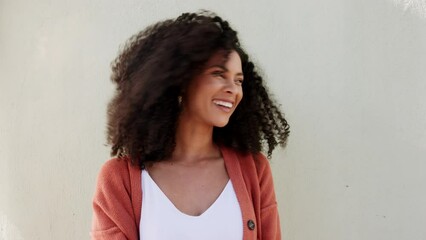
[
  {"xmin": 255, "ymin": 153, "xmax": 282, "ymax": 240},
  {"xmin": 90, "ymin": 159, "xmax": 139, "ymax": 240}
]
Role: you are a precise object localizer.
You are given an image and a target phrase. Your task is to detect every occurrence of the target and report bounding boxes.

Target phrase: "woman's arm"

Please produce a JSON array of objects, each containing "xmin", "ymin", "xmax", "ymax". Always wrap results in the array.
[
  {"xmin": 255, "ymin": 153, "xmax": 282, "ymax": 240},
  {"xmin": 91, "ymin": 159, "xmax": 139, "ymax": 240}
]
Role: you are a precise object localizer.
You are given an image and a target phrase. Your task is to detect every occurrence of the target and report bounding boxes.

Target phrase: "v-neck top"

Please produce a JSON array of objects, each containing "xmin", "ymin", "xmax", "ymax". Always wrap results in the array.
[
  {"xmin": 139, "ymin": 170, "xmax": 243, "ymax": 240},
  {"xmin": 91, "ymin": 146, "xmax": 281, "ymax": 240}
]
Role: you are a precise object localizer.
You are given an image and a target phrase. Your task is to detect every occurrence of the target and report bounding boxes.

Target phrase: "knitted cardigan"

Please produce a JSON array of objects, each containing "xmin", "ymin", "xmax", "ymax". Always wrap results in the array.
[{"xmin": 91, "ymin": 145, "xmax": 281, "ymax": 239}]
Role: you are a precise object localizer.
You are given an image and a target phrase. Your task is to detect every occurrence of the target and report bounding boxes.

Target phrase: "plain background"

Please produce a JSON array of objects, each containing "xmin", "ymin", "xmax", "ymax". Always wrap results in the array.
[{"xmin": 1, "ymin": 0, "xmax": 426, "ymax": 239}]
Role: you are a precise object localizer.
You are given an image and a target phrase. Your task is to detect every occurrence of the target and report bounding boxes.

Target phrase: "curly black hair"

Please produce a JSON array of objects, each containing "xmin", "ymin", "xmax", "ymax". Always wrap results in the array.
[{"xmin": 107, "ymin": 11, "xmax": 289, "ymax": 167}]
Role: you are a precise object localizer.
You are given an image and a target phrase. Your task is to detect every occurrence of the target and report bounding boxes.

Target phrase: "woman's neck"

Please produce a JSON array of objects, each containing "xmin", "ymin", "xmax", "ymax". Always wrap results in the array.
[{"xmin": 172, "ymin": 117, "xmax": 220, "ymax": 163}]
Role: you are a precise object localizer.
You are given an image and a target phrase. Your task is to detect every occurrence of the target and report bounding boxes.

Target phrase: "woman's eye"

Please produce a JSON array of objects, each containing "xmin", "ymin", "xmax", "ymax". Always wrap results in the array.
[
  {"xmin": 211, "ymin": 71, "xmax": 224, "ymax": 78},
  {"xmin": 235, "ymin": 79, "xmax": 244, "ymax": 85}
]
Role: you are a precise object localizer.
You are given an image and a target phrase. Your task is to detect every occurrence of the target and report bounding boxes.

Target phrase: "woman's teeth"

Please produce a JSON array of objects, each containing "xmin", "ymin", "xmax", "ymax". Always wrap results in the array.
[{"xmin": 213, "ymin": 100, "xmax": 233, "ymax": 108}]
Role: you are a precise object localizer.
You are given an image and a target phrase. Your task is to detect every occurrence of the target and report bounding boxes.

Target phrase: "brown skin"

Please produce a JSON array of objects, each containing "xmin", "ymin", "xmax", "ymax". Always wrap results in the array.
[
  {"xmin": 146, "ymin": 51, "xmax": 243, "ymax": 216},
  {"xmin": 146, "ymin": 154, "xmax": 227, "ymax": 216}
]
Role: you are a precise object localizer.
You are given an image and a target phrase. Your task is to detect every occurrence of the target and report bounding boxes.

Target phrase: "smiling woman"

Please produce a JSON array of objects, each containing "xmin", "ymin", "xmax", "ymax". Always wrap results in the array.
[
  {"xmin": 181, "ymin": 50, "xmax": 243, "ymax": 127},
  {"xmin": 91, "ymin": 10, "xmax": 290, "ymax": 240}
]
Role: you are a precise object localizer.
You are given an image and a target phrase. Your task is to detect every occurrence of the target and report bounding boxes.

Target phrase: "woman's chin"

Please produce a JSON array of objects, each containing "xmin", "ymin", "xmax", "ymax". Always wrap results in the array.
[{"xmin": 213, "ymin": 119, "xmax": 230, "ymax": 128}]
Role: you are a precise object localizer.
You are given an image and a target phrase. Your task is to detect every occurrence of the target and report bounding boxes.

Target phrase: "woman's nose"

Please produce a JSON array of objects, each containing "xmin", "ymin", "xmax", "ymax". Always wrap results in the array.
[{"xmin": 224, "ymin": 80, "xmax": 239, "ymax": 94}]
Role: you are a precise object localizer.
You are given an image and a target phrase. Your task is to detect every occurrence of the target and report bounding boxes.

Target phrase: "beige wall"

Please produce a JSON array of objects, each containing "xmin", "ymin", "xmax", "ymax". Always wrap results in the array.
[{"xmin": 1, "ymin": 0, "xmax": 426, "ymax": 239}]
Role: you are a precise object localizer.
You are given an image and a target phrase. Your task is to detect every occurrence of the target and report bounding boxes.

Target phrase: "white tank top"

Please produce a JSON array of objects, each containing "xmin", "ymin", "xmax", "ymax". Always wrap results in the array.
[{"xmin": 140, "ymin": 170, "xmax": 243, "ymax": 240}]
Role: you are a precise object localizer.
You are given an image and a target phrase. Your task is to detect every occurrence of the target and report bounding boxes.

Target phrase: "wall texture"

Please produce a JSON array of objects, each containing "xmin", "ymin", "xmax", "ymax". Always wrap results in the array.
[{"xmin": 1, "ymin": 0, "xmax": 425, "ymax": 239}]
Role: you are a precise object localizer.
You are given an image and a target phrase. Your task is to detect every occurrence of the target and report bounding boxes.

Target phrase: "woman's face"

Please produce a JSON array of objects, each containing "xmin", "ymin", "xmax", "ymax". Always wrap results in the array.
[{"xmin": 181, "ymin": 50, "xmax": 244, "ymax": 128}]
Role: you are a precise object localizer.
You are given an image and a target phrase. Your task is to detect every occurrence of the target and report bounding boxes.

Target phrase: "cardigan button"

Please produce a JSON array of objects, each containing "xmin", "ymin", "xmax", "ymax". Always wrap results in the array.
[{"xmin": 247, "ymin": 220, "xmax": 255, "ymax": 230}]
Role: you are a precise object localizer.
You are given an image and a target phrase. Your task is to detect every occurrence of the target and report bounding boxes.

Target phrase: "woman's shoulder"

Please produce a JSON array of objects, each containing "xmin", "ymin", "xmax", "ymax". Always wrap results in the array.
[
  {"xmin": 230, "ymin": 147, "xmax": 269, "ymax": 165},
  {"xmin": 95, "ymin": 157, "xmax": 141, "ymax": 190},
  {"xmin": 92, "ymin": 157, "xmax": 142, "ymax": 239},
  {"xmin": 251, "ymin": 152, "xmax": 271, "ymax": 175},
  {"xmin": 98, "ymin": 157, "xmax": 129, "ymax": 177},
  {"xmin": 223, "ymin": 146, "xmax": 272, "ymax": 177}
]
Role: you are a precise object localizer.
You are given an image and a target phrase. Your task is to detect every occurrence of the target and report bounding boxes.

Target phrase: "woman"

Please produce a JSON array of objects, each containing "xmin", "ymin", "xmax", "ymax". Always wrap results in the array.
[{"xmin": 91, "ymin": 11, "xmax": 290, "ymax": 240}]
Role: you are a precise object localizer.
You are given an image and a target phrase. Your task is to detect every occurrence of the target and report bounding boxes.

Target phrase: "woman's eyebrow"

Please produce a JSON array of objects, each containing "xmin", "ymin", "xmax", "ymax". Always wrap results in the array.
[{"xmin": 207, "ymin": 64, "xmax": 227, "ymax": 70}]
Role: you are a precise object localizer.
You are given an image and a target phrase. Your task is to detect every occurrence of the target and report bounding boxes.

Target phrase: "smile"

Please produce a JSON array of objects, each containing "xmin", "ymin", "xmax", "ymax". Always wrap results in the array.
[{"xmin": 213, "ymin": 100, "xmax": 233, "ymax": 109}]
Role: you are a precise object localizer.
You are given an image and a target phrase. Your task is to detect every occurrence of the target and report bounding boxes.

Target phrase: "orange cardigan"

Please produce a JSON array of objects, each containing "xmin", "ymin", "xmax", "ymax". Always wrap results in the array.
[{"xmin": 91, "ymin": 146, "xmax": 281, "ymax": 239}]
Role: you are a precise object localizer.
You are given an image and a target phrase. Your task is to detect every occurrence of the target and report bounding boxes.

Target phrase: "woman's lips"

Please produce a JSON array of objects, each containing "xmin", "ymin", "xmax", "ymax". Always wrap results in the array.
[{"xmin": 212, "ymin": 99, "xmax": 234, "ymax": 113}]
